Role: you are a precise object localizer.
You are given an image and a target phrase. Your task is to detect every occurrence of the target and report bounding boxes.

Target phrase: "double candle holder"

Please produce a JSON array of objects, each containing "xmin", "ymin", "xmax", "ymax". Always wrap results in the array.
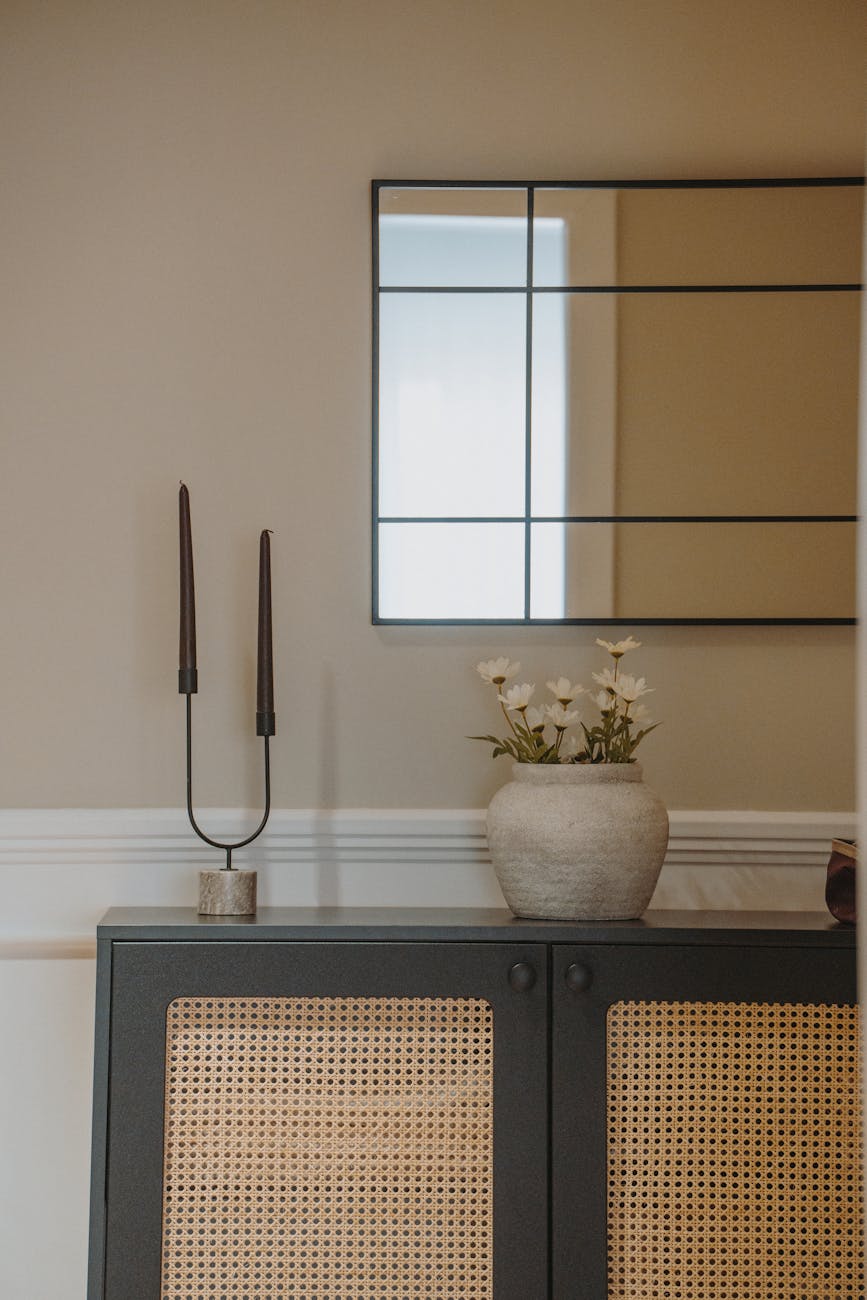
[{"xmin": 179, "ymin": 484, "xmax": 274, "ymax": 915}]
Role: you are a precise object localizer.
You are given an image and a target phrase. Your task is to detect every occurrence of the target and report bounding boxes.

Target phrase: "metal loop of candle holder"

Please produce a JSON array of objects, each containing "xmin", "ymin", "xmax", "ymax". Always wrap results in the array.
[{"xmin": 185, "ymin": 694, "xmax": 271, "ymax": 871}]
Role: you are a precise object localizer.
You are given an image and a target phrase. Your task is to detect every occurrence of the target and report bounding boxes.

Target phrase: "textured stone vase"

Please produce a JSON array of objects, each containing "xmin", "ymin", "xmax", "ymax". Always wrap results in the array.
[{"xmin": 486, "ymin": 762, "xmax": 669, "ymax": 920}]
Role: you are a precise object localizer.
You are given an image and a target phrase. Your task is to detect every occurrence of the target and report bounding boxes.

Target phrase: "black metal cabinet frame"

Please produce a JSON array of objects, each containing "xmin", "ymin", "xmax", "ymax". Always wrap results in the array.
[
  {"xmin": 97, "ymin": 938, "xmax": 548, "ymax": 1298},
  {"xmin": 88, "ymin": 909, "xmax": 856, "ymax": 1299}
]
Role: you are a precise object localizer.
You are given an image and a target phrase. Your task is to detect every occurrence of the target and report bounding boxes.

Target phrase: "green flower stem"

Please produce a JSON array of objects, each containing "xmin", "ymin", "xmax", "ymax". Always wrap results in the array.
[
  {"xmin": 493, "ymin": 692, "xmax": 536, "ymax": 761},
  {"xmin": 499, "ymin": 696, "xmax": 523, "ymax": 742}
]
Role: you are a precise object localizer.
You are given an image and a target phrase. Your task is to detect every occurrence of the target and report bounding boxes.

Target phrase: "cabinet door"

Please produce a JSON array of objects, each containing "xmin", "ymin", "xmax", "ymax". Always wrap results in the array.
[
  {"xmin": 100, "ymin": 940, "xmax": 547, "ymax": 1299},
  {"xmin": 551, "ymin": 941, "xmax": 860, "ymax": 1300}
]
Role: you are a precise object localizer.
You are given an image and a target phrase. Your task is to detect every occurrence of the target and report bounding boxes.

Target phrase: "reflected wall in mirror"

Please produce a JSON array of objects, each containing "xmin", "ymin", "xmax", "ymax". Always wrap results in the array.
[{"xmin": 372, "ymin": 179, "xmax": 863, "ymax": 624}]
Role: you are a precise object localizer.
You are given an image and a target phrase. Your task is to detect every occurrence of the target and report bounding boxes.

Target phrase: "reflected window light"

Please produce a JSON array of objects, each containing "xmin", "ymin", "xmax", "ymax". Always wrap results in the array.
[
  {"xmin": 379, "ymin": 522, "xmax": 525, "ymax": 620},
  {"xmin": 530, "ymin": 218, "xmax": 567, "ymax": 617},
  {"xmin": 379, "ymin": 213, "xmax": 527, "ymax": 287},
  {"xmin": 378, "ymin": 214, "xmax": 568, "ymax": 620},
  {"xmin": 378, "ymin": 291, "xmax": 526, "ymax": 518}
]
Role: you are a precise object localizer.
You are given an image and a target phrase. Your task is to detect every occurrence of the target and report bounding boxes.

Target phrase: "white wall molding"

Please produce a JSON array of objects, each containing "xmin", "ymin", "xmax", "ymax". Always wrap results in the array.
[
  {"xmin": 0, "ymin": 807, "xmax": 854, "ymax": 957},
  {"xmin": 0, "ymin": 806, "xmax": 854, "ymax": 866}
]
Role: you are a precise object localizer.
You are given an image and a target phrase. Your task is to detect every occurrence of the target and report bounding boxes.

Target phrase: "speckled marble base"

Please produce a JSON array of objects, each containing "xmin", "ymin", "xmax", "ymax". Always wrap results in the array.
[{"xmin": 198, "ymin": 869, "xmax": 257, "ymax": 915}]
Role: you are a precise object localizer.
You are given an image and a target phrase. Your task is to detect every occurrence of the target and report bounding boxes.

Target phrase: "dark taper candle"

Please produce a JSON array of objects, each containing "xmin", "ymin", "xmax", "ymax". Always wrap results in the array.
[
  {"xmin": 256, "ymin": 528, "xmax": 275, "ymax": 736},
  {"xmin": 178, "ymin": 483, "xmax": 198, "ymax": 694}
]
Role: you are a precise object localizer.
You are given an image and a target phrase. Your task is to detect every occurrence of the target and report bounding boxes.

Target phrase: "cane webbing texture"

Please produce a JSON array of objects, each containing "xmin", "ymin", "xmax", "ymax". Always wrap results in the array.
[
  {"xmin": 161, "ymin": 996, "xmax": 493, "ymax": 1298},
  {"xmin": 607, "ymin": 1000, "xmax": 863, "ymax": 1299}
]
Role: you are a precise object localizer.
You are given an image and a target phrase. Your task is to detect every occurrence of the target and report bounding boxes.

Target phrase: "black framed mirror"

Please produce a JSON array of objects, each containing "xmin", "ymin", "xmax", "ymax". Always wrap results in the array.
[{"xmin": 372, "ymin": 178, "xmax": 863, "ymax": 625}]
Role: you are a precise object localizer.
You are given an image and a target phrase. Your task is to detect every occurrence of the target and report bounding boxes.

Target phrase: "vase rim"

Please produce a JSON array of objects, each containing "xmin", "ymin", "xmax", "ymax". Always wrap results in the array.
[{"xmin": 510, "ymin": 761, "xmax": 644, "ymax": 783}]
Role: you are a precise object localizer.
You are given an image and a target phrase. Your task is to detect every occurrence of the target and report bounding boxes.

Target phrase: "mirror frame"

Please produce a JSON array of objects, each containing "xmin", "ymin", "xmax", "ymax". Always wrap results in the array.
[{"xmin": 371, "ymin": 177, "xmax": 863, "ymax": 626}]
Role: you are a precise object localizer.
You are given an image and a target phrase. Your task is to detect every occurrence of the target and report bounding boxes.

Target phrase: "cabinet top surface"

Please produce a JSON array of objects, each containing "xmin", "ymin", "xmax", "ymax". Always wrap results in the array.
[{"xmin": 97, "ymin": 907, "xmax": 853, "ymax": 946}]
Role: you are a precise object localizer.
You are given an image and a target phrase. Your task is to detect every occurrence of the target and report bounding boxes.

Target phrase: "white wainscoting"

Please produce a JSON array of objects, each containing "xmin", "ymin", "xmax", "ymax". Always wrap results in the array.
[
  {"xmin": 0, "ymin": 806, "xmax": 854, "ymax": 1300},
  {"xmin": 0, "ymin": 805, "xmax": 855, "ymax": 957}
]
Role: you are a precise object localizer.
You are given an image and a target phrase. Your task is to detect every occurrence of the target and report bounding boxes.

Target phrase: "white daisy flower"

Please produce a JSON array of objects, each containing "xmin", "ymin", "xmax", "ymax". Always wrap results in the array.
[
  {"xmin": 596, "ymin": 636, "xmax": 641, "ymax": 659},
  {"xmin": 524, "ymin": 706, "xmax": 547, "ymax": 733},
  {"xmin": 612, "ymin": 673, "xmax": 653, "ymax": 704},
  {"xmin": 476, "ymin": 657, "xmax": 521, "ymax": 686},
  {"xmin": 545, "ymin": 703, "xmax": 580, "ymax": 730},
  {"xmin": 592, "ymin": 667, "xmax": 619, "ymax": 693},
  {"xmin": 546, "ymin": 676, "xmax": 584, "ymax": 705},
  {"xmin": 498, "ymin": 683, "xmax": 535, "ymax": 711},
  {"xmin": 631, "ymin": 702, "xmax": 653, "ymax": 725},
  {"xmin": 591, "ymin": 689, "xmax": 615, "ymax": 712},
  {"xmin": 478, "ymin": 655, "xmax": 519, "ymax": 686}
]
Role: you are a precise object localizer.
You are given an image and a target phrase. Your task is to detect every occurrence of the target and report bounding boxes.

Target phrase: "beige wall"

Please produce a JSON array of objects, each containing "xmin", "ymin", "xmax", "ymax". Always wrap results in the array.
[{"xmin": 0, "ymin": 0, "xmax": 864, "ymax": 812}]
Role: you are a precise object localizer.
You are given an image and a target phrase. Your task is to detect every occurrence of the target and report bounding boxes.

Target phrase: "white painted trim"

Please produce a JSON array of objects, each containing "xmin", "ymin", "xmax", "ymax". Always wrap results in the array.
[
  {"xmin": 0, "ymin": 806, "xmax": 854, "ymax": 863},
  {"xmin": 0, "ymin": 807, "xmax": 854, "ymax": 956}
]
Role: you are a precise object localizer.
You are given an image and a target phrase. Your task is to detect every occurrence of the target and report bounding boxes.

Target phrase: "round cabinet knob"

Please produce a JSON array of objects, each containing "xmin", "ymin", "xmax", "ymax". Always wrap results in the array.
[
  {"xmin": 508, "ymin": 961, "xmax": 537, "ymax": 992},
  {"xmin": 565, "ymin": 961, "xmax": 593, "ymax": 992}
]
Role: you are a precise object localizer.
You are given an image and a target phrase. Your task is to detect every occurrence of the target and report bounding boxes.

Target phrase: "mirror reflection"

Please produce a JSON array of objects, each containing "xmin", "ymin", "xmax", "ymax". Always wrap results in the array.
[
  {"xmin": 378, "ymin": 293, "xmax": 526, "ymax": 518},
  {"xmin": 532, "ymin": 184, "xmax": 862, "ymax": 286},
  {"xmin": 373, "ymin": 180, "xmax": 863, "ymax": 623},
  {"xmin": 379, "ymin": 186, "xmax": 527, "ymax": 287}
]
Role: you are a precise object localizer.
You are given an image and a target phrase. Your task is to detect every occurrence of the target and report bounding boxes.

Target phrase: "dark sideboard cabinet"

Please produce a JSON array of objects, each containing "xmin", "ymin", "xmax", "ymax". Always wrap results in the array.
[{"xmin": 88, "ymin": 909, "xmax": 861, "ymax": 1299}]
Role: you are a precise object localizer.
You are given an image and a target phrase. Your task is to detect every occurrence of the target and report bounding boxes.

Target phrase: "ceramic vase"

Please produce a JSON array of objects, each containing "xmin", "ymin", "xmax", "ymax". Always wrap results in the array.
[{"xmin": 486, "ymin": 762, "xmax": 669, "ymax": 920}]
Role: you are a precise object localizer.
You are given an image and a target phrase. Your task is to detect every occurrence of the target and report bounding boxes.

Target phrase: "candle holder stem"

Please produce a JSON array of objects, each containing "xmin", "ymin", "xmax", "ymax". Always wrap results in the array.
[{"xmin": 186, "ymin": 694, "xmax": 269, "ymax": 913}]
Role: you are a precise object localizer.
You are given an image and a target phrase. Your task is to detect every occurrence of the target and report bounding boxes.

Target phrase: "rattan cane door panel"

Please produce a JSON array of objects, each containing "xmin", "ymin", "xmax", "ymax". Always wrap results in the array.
[
  {"xmin": 101, "ymin": 939, "xmax": 548, "ymax": 1300},
  {"xmin": 550, "ymin": 941, "xmax": 860, "ymax": 1300},
  {"xmin": 161, "ymin": 995, "xmax": 494, "ymax": 1298},
  {"xmin": 607, "ymin": 1000, "xmax": 863, "ymax": 1300}
]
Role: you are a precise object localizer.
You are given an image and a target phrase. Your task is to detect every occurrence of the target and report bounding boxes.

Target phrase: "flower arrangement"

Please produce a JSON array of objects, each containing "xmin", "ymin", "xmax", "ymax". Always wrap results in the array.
[{"xmin": 471, "ymin": 637, "xmax": 658, "ymax": 764}]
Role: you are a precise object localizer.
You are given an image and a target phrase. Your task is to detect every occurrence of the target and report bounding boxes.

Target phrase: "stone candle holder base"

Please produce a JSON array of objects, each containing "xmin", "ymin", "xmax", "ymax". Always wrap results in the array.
[{"xmin": 198, "ymin": 869, "xmax": 257, "ymax": 916}]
